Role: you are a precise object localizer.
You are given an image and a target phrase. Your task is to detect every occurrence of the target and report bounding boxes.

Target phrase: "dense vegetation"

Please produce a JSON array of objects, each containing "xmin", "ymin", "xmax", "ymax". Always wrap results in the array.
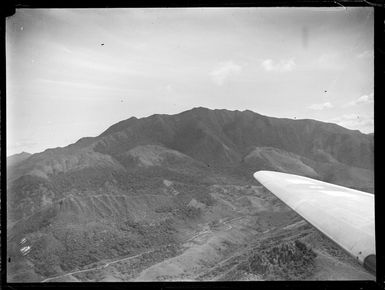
[
  {"xmin": 243, "ymin": 240, "xmax": 317, "ymax": 280},
  {"xmin": 27, "ymin": 217, "xmax": 179, "ymax": 277}
]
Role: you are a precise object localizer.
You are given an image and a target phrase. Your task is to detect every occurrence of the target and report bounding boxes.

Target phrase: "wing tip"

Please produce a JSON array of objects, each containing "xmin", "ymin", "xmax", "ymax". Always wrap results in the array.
[
  {"xmin": 253, "ymin": 170, "xmax": 276, "ymax": 181},
  {"xmin": 363, "ymin": 254, "xmax": 376, "ymax": 275}
]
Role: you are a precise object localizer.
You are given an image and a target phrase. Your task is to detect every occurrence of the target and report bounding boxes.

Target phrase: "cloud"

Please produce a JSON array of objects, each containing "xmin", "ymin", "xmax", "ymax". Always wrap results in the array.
[
  {"xmin": 308, "ymin": 102, "xmax": 333, "ymax": 110},
  {"xmin": 357, "ymin": 50, "xmax": 373, "ymax": 59},
  {"xmin": 315, "ymin": 53, "xmax": 342, "ymax": 70},
  {"xmin": 165, "ymin": 84, "xmax": 173, "ymax": 92},
  {"xmin": 330, "ymin": 114, "xmax": 374, "ymax": 133},
  {"xmin": 261, "ymin": 58, "xmax": 296, "ymax": 72},
  {"xmin": 345, "ymin": 93, "xmax": 374, "ymax": 107},
  {"xmin": 210, "ymin": 61, "xmax": 242, "ymax": 85}
]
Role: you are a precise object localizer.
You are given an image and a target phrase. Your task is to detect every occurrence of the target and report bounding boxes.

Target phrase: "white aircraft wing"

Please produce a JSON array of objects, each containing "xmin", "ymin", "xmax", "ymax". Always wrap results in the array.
[{"xmin": 253, "ymin": 170, "xmax": 375, "ymax": 274}]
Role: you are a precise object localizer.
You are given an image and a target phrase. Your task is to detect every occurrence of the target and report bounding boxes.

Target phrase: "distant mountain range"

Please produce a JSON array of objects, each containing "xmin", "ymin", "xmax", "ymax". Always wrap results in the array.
[
  {"xmin": 6, "ymin": 107, "xmax": 374, "ymax": 281},
  {"xmin": 8, "ymin": 106, "xmax": 374, "ymax": 188}
]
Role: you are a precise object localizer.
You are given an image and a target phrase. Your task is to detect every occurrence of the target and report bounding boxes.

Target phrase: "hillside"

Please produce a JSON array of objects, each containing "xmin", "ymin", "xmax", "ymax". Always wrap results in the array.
[
  {"xmin": 7, "ymin": 152, "xmax": 31, "ymax": 168},
  {"xmin": 7, "ymin": 107, "xmax": 374, "ymax": 282}
]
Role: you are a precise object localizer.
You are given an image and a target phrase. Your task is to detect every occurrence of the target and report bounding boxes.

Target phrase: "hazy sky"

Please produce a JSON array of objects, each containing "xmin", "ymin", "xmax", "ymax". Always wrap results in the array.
[{"xmin": 6, "ymin": 8, "xmax": 374, "ymax": 156}]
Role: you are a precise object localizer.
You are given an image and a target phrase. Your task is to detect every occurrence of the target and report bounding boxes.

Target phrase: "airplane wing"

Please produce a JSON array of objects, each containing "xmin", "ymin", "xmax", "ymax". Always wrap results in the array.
[{"xmin": 253, "ymin": 170, "xmax": 376, "ymax": 275}]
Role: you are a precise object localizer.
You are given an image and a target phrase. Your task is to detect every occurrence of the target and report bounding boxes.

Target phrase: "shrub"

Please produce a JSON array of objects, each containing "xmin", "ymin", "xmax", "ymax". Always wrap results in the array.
[{"xmin": 246, "ymin": 240, "xmax": 317, "ymax": 280}]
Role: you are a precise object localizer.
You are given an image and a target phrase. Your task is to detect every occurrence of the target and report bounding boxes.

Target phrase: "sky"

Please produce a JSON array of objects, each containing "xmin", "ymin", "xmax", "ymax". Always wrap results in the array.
[{"xmin": 6, "ymin": 8, "xmax": 374, "ymax": 156}]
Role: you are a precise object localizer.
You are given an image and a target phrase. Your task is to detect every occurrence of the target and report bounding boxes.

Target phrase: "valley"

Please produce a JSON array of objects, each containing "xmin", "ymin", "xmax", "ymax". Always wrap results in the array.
[{"xmin": 7, "ymin": 182, "xmax": 374, "ymax": 282}]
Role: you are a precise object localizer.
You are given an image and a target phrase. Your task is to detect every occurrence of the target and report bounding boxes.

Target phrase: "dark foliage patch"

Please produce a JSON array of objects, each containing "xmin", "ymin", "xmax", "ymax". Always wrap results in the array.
[{"xmin": 244, "ymin": 240, "xmax": 317, "ymax": 280}]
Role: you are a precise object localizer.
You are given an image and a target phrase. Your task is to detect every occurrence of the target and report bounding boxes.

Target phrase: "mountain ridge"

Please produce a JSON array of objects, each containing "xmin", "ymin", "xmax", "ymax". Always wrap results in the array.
[
  {"xmin": 9, "ymin": 107, "xmax": 371, "ymax": 159},
  {"xmin": 8, "ymin": 107, "xmax": 373, "ymax": 183}
]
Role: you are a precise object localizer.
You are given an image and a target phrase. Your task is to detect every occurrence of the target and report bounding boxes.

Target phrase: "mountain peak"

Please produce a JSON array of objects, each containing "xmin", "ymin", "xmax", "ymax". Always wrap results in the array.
[
  {"xmin": 99, "ymin": 116, "xmax": 138, "ymax": 137},
  {"xmin": 191, "ymin": 106, "xmax": 211, "ymax": 111}
]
